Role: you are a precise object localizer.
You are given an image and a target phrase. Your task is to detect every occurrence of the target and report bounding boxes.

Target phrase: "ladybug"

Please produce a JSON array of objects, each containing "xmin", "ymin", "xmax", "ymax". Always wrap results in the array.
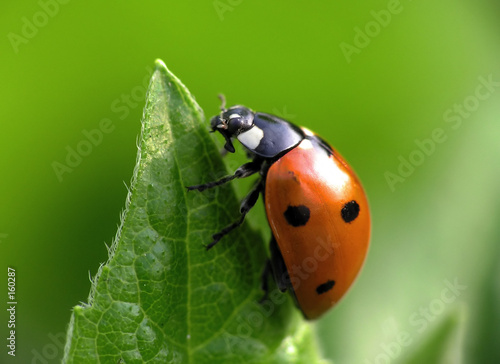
[{"xmin": 188, "ymin": 98, "xmax": 370, "ymax": 319}]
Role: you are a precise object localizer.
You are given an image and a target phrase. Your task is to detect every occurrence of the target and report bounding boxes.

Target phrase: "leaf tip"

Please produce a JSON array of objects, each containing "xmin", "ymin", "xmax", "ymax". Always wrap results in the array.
[{"xmin": 154, "ymin": 58, "xmax": 167, "ymax": 72}]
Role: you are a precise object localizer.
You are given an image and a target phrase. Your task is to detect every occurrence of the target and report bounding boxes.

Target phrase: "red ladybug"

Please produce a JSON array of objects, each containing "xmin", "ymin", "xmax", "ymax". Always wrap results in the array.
[{"xmin": 188, "ymin": 100, "xmax": 370, "ymax": 319}]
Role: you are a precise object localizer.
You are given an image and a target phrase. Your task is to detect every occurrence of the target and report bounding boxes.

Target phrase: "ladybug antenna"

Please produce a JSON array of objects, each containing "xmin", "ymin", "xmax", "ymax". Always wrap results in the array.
[{"xmin": 218, "ymin": 93, "xmax": 227, "ymax": 112}]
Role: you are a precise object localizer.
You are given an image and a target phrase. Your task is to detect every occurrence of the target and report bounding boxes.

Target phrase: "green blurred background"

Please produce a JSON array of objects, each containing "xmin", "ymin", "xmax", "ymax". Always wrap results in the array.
[{"xmin": 1, "ymin": 1, "xmax": 499, "ymax": 363}]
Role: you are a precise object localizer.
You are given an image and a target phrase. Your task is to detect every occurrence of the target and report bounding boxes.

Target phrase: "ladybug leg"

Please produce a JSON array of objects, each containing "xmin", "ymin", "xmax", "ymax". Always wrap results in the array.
[
  {"xmin": 259, "ymin": 260, "xmax": 272, "ymax": 303},
  {"xmin": 205, "ymin": 180, "xmax": 263, "ymax": 250},
  {"xmin": 259, "ymin": 236, "xmax": 289, "ymax": 302},
  {"xmin": 186, "ymin": 160, "xmax": 262, "ymax": 192},
  {"xmin": 268, "ymin": 236, "xmax": 289, "ymax": 292}
]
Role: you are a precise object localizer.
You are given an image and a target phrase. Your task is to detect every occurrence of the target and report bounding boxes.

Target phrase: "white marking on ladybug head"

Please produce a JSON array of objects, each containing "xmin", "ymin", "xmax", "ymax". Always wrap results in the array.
[
  {"xmin": 301, "ymin": 127, "xmax": 315, "ymax": 137},
  {"xmin": 298, "ymin": 139, "xmax": 314, "ymax": 150},
  {"xmin": 237, "ymin": 126, "xmax": 264, "ymax": 150}
]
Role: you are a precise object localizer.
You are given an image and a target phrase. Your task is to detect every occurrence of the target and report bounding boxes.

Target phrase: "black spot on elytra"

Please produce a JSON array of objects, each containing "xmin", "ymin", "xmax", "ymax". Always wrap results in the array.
[
  {"xmin": 341, "ymin": 200, "xmax": 359, "ymax": 223},
  {"xmin": 316, "ymin": 280, "xmax": 335, "ymax": 294},
  {"xmin": 283, "ymin": 205, "xmax": 310, "ymax": 227},
  {"xmin": 287, "ymin": 171, "xmax": 300, "ymax": 183}
]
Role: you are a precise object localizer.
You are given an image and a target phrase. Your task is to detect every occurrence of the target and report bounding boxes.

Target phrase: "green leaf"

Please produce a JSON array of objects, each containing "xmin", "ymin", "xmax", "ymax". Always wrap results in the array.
[
  {"xmin": 63, "ymin": 60, "xmax": 327, "ymax": 363},
  {"xmin": 400, "ymin": 307, "xmax": 466, "ymax": 364}
]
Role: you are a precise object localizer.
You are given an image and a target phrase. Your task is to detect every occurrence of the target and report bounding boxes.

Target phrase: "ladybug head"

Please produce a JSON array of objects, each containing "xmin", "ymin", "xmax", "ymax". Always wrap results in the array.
[{"xmin": 210, "ymin": 105, "xmax": 255, "ymax": 153}]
